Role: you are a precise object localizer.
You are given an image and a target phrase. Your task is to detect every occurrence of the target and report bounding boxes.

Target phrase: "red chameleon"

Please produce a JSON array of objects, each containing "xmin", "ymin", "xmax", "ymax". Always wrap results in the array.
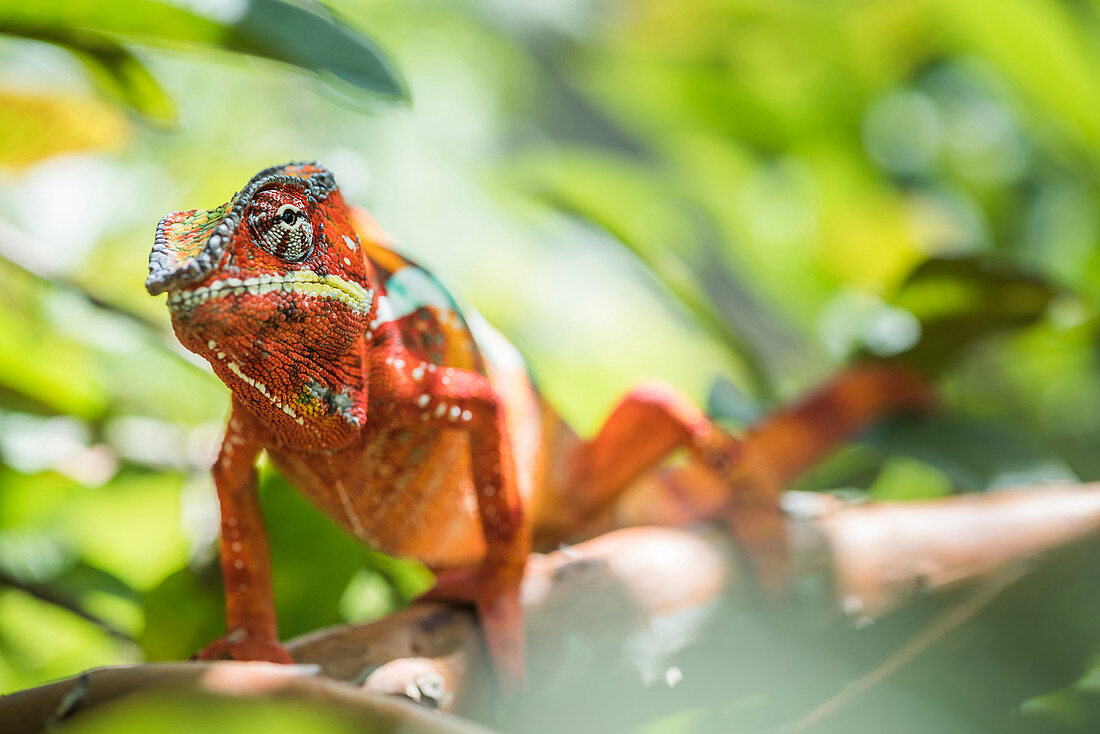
[{"xmin": 147, "ymin": 161, "xmax": 928, "ymax": 686}]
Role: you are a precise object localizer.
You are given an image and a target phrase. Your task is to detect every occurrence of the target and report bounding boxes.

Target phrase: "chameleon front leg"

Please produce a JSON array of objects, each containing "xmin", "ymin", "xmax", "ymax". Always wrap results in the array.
[
  {"xmin": 197, "ymin": 398, "xmax": 292, "ymax": 664},
  {"xmin": 387, "ymin": 365, "xmax": 529, "ymax": 687}
]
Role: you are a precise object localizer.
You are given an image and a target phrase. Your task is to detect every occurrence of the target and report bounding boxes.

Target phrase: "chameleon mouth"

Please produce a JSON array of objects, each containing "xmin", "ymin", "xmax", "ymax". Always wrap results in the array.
[{"xmin": 166, "ymin": 271, "xmax": 373, "ymax": 314}]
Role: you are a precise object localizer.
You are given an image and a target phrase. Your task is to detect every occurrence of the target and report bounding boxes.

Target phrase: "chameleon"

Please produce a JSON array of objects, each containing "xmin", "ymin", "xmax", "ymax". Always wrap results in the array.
[{"xmin": 146, "ymin": 161, "xmax": 930, "ymax": 685}]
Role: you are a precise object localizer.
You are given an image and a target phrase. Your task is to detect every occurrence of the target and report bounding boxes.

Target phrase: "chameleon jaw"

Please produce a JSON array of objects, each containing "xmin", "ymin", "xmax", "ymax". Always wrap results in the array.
[{"xmin": 166, "ymin": 270, "xmax": 374, "ymax": 314}]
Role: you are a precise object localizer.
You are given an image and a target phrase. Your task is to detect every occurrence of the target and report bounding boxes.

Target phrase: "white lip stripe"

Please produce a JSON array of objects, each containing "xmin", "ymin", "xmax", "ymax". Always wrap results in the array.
[{"xmin": 167, "ymin": 270, "xmax": 373, "ymax": 313}]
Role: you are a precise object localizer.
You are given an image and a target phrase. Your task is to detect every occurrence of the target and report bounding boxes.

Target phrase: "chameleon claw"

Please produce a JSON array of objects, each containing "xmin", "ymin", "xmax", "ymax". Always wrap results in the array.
[{"xmin": 194, "ymin": 631, "xmax": 294, "ymax": 664}]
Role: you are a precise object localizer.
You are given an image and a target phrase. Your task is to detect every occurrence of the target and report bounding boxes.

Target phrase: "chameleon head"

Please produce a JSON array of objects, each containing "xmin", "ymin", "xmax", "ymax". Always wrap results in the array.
[{"xmin": 146, "ymin": 161, "xmax": 375, "ymax": 443}]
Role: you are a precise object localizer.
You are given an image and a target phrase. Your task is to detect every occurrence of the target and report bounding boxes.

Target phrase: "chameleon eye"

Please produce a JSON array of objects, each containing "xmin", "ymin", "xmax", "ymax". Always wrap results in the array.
[{"xmin": 248, "ymin": 200, "xmax": 314, "ymax": 262}]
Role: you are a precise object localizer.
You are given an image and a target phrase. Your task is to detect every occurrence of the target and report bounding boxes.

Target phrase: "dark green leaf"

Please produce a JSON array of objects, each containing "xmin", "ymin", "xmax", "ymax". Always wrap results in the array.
[
  {"xmin": 141, "ymin": 563, "xmax": 224, "ymax": 661},
  {"xmin": 861, "ymin": 414, "xmax": 1077, "ymax": 492},
  {"xmin": 0, "ymin": 0, "xmax": 407, "ymax": 108},
  {"xmin": 885, "ymin": 256, "xmax": 1058, "ymax": 374},
  {"xmin": 230, "ymin": 0, "xmax": 406, "ymax": 99},
  {"xmin": 706, "ymin": 375, "xmax": 766, "ymax": 425},
  {"xmin": 65, "ymin": 36, "xmax": 175, "ymax": 121}
]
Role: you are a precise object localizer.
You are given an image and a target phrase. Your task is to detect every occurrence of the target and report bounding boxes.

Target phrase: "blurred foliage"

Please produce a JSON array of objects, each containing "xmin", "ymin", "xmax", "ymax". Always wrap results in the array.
[
  {"xmin": 54, "ymin": 691, "xmax": 380, "ymax": 734},
  {"xmin": 0, "ymin": 0, "xmax": 405, "ymax": 120},
  {"xmin": 1, "ymin": 0, "xmax": 1100, "ymax": 732}
]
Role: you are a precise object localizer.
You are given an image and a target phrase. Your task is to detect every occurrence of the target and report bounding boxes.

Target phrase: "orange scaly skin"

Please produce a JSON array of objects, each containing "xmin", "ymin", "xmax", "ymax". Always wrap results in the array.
[{"xmin": 147, "ymin": 162, "xmax": 931, "ymax": 687}]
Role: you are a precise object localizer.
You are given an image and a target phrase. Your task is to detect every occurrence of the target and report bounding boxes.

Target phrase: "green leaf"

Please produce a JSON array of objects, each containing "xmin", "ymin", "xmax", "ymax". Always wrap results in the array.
[
  {"xmin": 886, "ymin": 256, "xmax": 1058, "ymax": 373},
  {"xmin": 59, "ymin": 472, "xmax": 191, "ymax": 591},
  {"xmin": 861, "ymin": 414, "xmax": 1077, "ymax": 492},
  {"xmin": 230, "ymin": 0, "xmax": 406, "ymax": 99},
  {"xmin": 706, "ymin": 375, "xmax": 766, "ymax": 425},
  {"xmin": 0, "ymin": 0, "xmax": 408, "ymax": 110},
  {"xmin": 140, "ymin": 564, "xmax": 224, "ymax": 662},
  {"xmin": 0, "ymin": 588, "xmax": 131, "ymax": 693},
  {"xmin": 868, "ymin": 456, "xmax": 953, "ymax": 501},
  {"xmin": 65, "ymin": 36, "xmax": 175, "ymax": 121}
]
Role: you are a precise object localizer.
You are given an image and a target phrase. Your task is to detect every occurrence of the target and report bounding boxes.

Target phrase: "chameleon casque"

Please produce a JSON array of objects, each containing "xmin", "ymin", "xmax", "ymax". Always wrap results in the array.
[{"xmin": 146, "ymin": 161, "xmax": 929, "ymax": 685}]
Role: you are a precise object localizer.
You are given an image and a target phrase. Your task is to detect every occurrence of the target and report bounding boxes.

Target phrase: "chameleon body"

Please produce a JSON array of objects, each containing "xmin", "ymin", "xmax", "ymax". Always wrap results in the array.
[{"xmin": 147, "ymin": 162, "xmax": 924, "ymax": 684}]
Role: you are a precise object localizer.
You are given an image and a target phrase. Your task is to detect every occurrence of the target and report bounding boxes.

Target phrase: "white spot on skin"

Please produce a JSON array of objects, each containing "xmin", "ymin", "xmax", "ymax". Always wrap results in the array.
[
  {"xmin": 226, "ymin": 517, "xmax": 238, "ymax": 527},
  {"xmin": 374, "ymin": 295, "xmax": 395, "ymax": 324},
  {"xmin": 434, "ymin": 403, "xmax": 447, "ymax": 418},
  {"xmin": 449, "ymin": 405, "xmax": 461, "ymax": 420},
  {"xmin": 234, "ymin": 559, "xmax": 244, "ymax": 570},
  {"xmin": 208, "ymin": 340, "xmax": 217, "ymax": 349},
  {"xmin": 417, "ymin": 394, "xmax": 430, "ymax": 407},
  {"xmin": 231, "ymin": 541, "xmax": 242, "ymax": 552},
  {"xmin": 343, "ymin": 257, "xmax": 351, "ymax": 266},
  {"xmin": 411, "ymin": 366, "xmax": 424, "ymax": 380},
  {"xmin": 483, "ymin": 484, "xmax": 496, "ymax": 497},
  {"xmin": 462, "ymin": 410, "xmax": 472, "ymax": 421}
]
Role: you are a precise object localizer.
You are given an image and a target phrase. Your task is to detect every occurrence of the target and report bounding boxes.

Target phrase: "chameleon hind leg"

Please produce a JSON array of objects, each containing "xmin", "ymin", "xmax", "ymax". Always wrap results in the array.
[
  {"xmin": 543, "ymin": 381, "xmax": 748, "ymax": 544},
  {"xmin": 546, "ymin": 364, "xmax": 933, "ymax": 586}
]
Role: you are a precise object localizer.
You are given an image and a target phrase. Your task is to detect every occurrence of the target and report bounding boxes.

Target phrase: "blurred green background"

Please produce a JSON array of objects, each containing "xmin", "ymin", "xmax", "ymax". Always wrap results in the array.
[{"xmin": 3, "ymin": 0, "xmax": 1100, "ymax": 731}]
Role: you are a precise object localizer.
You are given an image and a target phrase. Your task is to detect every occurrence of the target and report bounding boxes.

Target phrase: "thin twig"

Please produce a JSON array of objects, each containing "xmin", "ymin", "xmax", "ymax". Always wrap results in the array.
[
  {"xmin": 779, "ymin": 566, "xmax": 1027, "ymax": 734},
  {"xmin": 0, "ymin": 570, "xmax": 137, "ymax": 644}
]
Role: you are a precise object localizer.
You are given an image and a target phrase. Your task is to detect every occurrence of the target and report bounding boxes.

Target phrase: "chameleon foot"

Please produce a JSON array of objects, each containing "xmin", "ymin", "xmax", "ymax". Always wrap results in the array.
[{"xmin": 194, "ymin": 629, "xmax": 294, "ymax": 664}]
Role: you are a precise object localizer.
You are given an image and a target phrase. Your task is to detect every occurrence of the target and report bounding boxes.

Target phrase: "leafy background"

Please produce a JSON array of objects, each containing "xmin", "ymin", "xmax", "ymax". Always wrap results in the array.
[{"xmin": 2, "ymin": 0, "xmax": 1100, "ymax": 731}]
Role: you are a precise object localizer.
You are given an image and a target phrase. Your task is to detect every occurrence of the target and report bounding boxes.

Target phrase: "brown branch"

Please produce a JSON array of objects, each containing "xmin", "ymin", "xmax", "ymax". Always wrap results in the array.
[
  {"xmin": 0, "ymin": 661, "xmax": 492, "ymax": 734},
  {"xmin": 286, "ymin": 484, "xmax": 1100, "ymax": 713},
  {"xmin": 4, "ymin": 486, "xmax": 1100, "ymax": 730},
  {"xmin": 814, "ymin": 482, "xmax": 1100, "ymax": 618}
]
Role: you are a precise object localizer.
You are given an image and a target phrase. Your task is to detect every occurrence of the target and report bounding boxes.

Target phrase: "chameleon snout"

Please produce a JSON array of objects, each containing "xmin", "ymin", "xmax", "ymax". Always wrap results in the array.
[{"xmin": 147, "ymin": 204, "xmax": 234, "ymax": 295}]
